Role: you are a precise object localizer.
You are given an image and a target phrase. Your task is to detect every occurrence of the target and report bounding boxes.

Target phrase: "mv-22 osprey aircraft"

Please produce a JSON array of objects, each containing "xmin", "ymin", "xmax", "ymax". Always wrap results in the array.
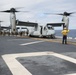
[
  {"xmin": 0, "ymin": 8, "xmax": 22, "ymax": 33},
  {"xmin": 0, "ymin": 7, "xmax": 29, "ymax": 33},
  {"xmin": 16, "ymin": 11, "xmax": 75, "ymax": 38},
  {"xmin": 44, "ymin": 11, "xmax": 76, "ymax": 29},
  {"xmin": 0, "ymin": 8, "xmax": 75, "ymax": 38},
  {"xmin": 16, "ymin": 20, "xmax": 64, "ymax": 38}
]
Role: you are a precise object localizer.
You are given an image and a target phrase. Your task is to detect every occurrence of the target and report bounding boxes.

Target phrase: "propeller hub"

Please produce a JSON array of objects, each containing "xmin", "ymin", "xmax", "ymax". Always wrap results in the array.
[
  {"xmin": 64, "ymin": 12, "xmax": 70, "ymax": 16},
  {"xmin": 10, "ymin": 8, "xmax": 16, "ymax": 12}
]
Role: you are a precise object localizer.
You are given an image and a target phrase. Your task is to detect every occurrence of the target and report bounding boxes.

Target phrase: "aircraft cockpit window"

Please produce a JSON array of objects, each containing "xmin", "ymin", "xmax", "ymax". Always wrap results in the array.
[
  {"xmin": 50, "ymin": 27, "xmax": 54, "ymax": 30},
  {"xmin": 47, "ymin": 25, "xmax": 54, "ymax": 30},
  {"xmin": 44, "ymin": 27, "xmax": 46, "ymax": 30},
  {"xmin": 16, "ymin": 27, "xmax": 20, "ymax": 29}
]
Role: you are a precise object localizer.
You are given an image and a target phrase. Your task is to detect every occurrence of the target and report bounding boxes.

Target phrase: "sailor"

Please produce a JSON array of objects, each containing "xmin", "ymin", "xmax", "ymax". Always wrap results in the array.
[{"xmin": 61, "ymin": 27, "xmax": 69, "ymax": 44}]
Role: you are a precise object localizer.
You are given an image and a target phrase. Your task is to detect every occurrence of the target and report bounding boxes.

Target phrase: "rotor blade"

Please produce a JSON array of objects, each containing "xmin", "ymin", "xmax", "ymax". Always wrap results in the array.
[
  {"xmin": 44, "ymin": 13, "xmax": 64, "ymax": 15},
  {"xmin": 0, "ymin": 10, "xmax": 20, "ymax": 13},
  {"xmin": 44, "ymin": 13, "xmax": 53, "ymax": 14},
  {"xmin": 68, "ymin": 12, "xmax": 76, "ymax": 15},
  {"xmin": 11, "ymin": 8, "xmax": 29, "ymax": 12},
  {"xmin": 44, "ymin": 13, "xmax": 58, "ymax": 15},
  {"xmin": 0, "ymin": 10, "xmax": 11, "ymax": 13},
  {"xmin": 56, "ymin": 13, "xmax": 64, "ymax": 15},
  {"xmin": 20, "ymin": 11, "xmax": 30, "ymax": 12},
  {"xmin": 0, "ymin": 21, "xmax": 3, "ymax": 22},
  {"xmin": 14, "ymin": 10, "xmax": 20, "ymax": 12}
]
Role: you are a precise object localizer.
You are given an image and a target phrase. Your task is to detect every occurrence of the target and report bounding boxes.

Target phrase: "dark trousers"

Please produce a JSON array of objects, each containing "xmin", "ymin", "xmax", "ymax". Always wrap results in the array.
[{"xmin": 62, "ymin": 35, "xmax": 67, "ymax": 44}]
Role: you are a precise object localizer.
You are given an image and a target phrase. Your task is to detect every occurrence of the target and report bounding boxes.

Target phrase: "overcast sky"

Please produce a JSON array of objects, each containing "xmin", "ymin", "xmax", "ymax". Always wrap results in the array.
[{"xmin": 0, "ymin": 0, "xmax": 76, "ymax": 29}]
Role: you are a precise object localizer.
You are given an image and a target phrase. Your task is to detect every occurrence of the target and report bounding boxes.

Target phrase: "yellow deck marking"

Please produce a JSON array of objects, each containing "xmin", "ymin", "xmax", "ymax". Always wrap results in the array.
[{"xmin": 31, "ymin": 38, "xmax": 76, "ymax": 45}]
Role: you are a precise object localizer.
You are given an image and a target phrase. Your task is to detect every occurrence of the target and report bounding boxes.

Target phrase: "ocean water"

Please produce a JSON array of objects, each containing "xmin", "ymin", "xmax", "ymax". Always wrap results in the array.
[{"xmin": 55, "ymin": 29, "xmax": 76, "ymax": 38}]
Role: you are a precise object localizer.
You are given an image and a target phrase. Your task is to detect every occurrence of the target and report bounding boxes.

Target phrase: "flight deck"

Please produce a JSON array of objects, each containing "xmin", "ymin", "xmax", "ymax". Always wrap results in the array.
[{"xmin": 0, "ymin": 36, "xmax": 76, "ymax": 75}]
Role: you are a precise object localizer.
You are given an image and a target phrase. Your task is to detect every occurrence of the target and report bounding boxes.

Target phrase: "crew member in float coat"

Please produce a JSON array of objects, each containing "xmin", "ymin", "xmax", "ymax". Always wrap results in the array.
[{"xmin": 61, "ymin": 27, "xmax": 69, "ymax": 44}]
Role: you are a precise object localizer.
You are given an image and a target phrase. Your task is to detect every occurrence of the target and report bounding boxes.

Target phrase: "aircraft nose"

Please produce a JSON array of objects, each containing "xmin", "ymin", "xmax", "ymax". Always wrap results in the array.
[{"xmin": 47, "ymin": 30, "xmax": 55, "ymax": 35}]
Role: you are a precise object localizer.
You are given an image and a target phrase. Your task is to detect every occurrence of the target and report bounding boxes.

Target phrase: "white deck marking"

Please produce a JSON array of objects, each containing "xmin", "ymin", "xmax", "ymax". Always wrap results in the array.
[
  {"xmin": 50, "ymin": 53, "xmax": 76, "ymax": 75},
  {"xmin": 20, "ymin": 41, "xmax": 44, "ymax": 46},
  {"xmin": 51, "ymin": 53, "xmax": 76, "ymax": 64},
  {"xmin": 2, "ymin": 52, "xmax": 53, "ymax": 75},
  {"xmin": 66, "ymin": 73, "xmax": 76, "ymax": 75},
  {"xmin": 2, "ymin": 51, "xmax": 76, "ymax": 75}
]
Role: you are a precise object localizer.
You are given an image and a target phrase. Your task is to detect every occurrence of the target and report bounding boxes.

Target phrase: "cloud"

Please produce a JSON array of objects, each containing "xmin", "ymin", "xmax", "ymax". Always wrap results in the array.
[{"xmin": 0, "ymin": 0, "xmax": 76, "ymax": 29}]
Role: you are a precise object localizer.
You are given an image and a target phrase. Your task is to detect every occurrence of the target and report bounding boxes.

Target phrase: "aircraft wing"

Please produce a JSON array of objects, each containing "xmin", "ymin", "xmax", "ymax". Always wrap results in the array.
[
  {"xmin": 47, "ymin": 23, "xmax": 65, "ymax": 27},
  {"xmin": 16, "ymin": 20, "xmax": 38, "ymax": 27},
  {"xmin": 0, "ymin": 26, "xmax": 11, "ymax": 30}
]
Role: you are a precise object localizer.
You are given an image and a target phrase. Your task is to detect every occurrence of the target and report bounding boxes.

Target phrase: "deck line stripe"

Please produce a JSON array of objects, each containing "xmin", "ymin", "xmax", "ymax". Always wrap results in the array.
[
  {"xmin": 20, "ymin": 41, "xmax": 44, "ymax": 46},
  {"xmin": 65, "ymin": 73, "xmax": 76, "ymax": 75}
]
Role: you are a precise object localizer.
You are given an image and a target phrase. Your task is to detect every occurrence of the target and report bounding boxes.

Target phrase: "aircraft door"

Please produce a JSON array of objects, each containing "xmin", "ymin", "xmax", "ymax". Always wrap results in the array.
[
  {"xmin": 43, "ymin": 26, "xmax": 47, "ymax": 35},
  {"xmin": 40, "ymin": 26, "xmax": 43, "ymax": 35}
]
